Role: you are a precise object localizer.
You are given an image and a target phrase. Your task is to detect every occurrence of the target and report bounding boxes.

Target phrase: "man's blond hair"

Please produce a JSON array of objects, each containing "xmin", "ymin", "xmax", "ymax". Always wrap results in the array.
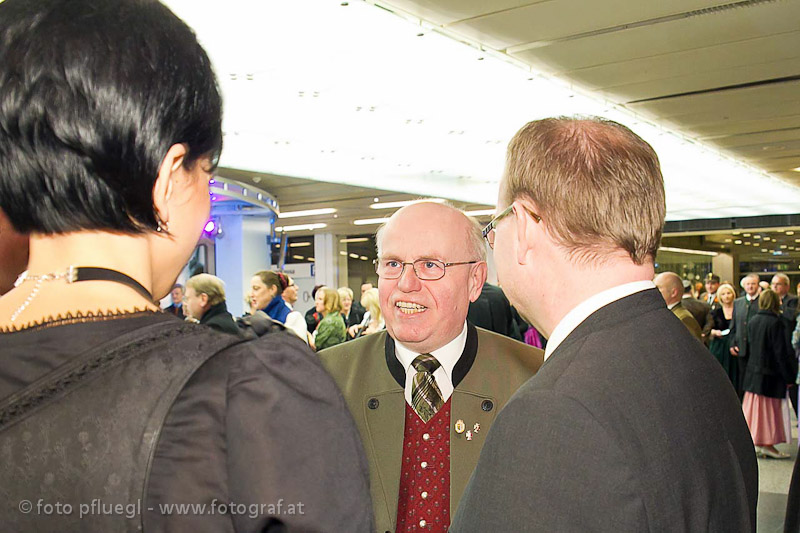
[
  {"xmin": 504, "ymin": 116, "xmax": 665, "ymax": 265},
  {"xmin": 186, "ymin": 273, "xmax": 226, "ymax": 306}
]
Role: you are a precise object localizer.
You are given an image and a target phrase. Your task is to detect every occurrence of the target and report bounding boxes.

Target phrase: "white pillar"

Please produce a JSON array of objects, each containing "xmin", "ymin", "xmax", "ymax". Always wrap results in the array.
[
  {"xmin": 313, "ymin": 232, "xmax": 349, "ymax": 289},
  {"xmin": 215, "ymin": 215, "xmax": 272, "ymax": 317},
  {"xmin": 712, "ymin": 252, "xmax": 735, "ymax": 285}
]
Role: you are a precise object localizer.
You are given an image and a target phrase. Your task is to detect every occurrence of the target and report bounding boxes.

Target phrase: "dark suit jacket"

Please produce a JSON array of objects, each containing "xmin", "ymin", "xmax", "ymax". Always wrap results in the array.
[
  {"xmin": 164, "ymin": 303, "xmax": 184, "ymax": 319},
  {"xmin": 451, "ymin": 289, "xmax": 757, "ymax": 532},
  {"xmin": 744, "ymin": 310, "xmax": 797, "ymax": 398},
  {"xmin": 730, "ymin": 295, "xmax": 760, "ymax": 358},
  {"xmin": 467, "ymin": 283, "xmax": 521, "ymax": 341},
  {"xmin": 682, "ymin": 296, "xmax": 713, "ymax": 342},
  {"xmin": 199, "ymin": 301, "xmax": 240, "ymax": 336},
  {"xmin": 320, "ymin": 324, "xmax": 543, "ymax": 533}
]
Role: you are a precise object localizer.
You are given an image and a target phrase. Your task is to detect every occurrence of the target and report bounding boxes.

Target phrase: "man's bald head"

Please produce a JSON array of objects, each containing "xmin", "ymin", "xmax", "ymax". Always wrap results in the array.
[
  {"xmin": 376, "ymin": 201, "xmax": 485, "ymax": 262},
  {"xmin": 654, "ymin": 272, "xmax": 683, "ymax": 306}
]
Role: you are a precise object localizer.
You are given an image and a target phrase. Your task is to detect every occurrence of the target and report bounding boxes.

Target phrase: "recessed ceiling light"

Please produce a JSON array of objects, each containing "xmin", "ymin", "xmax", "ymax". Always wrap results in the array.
[
  {"xmin": 370, "ymin": 198, "xmax": 445, "ymax": 210},
  {"xmin": 754, "ymin": 235, "xmax": 761, "ymax": 239},
  {"xmin": 734, "ymin": 240, "xmax": 743, "ymax": 245},
  {"xmin": 349, "ymin": 253, "xmax": 359, "ymax": 259},
  {"xmin": 340, "ymin": 237, "xmax": 370, "ymax": 243},
  {"xmin": 289, "ymin": 242, "xmax": 312, "ymax": 248},
  {"xmin": 354, "ymin": 217, "xmax": 392, "ymax": 225},
  {"xmin": 464, "ymin": 209, "xmax": 496, "ymax": 217},
  {"xmin": 724, "ymin": 239, "xmax": 732, "ymax": 243},
  {"xmin": 743, "ymin": 233, "xmax": 751, "ymax": 237},
  {"xmin": 308, "ymin": 257, "xmax": 315, "ymax": 261},
  {"xmin": 275, "ymin": 223, "xmax": 327, "ymax": 232},
  {"xmin": 787, "ymin": 231, "xmax": 795, "ymax": 236},
  {"xmin": 791, "ymin": 167, "xmax": 800, "ymax": 172},
  {"xmin": 279, "ymin": 208, "xmax": 337, "ymax": 218},
  {"xmin": 339, "ymin": 251, "xmax": 347, "ymax": 256},
  {"xmin": 657, "ymin": 246, "xmax": 718, "ymax": 257},
  {"xmin": 781, "ymin": 245, "xmax": 788, "ymax": 249},
  {"xmin": 292, "ymin": 255, "xmax": 305, "ymax": 260},
  {"xmin": 733, "ymin": 231, "xmax": 741, "ymax": 236},
  {"xmin": 359, "ymin": 256, "xmax": 368, "ymax": 261},
  {"xmin": 762, "ymin": 249, "xmax": 768, "ymax": 252}
]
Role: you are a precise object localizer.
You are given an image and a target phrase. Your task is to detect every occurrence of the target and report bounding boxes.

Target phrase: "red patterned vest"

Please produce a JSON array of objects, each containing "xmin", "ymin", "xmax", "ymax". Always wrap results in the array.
[{"xmin": 395, "ymin": 399, "xmax": 452, "ymax": 532}]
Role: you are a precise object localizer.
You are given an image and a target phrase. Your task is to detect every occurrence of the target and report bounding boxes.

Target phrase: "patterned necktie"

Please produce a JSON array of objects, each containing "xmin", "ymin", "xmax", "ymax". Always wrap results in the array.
[{"xmin": 411, "ymin": 354, "xmax": 444, "ymax": 423}]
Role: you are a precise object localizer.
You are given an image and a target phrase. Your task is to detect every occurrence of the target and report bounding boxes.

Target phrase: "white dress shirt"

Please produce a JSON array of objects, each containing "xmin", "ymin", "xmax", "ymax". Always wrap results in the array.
[
  {"xmin": 395, "ymin": 322, "xmax": 468, "ymax": 407},
  {"xmin": 544, "ymin": 281, "xmax": 656, "ymax": 361}
]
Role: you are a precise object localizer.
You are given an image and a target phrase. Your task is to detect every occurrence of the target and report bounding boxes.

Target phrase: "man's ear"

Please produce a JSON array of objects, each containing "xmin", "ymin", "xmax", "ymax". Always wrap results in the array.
[
  {"xmin": 513, "ymin": 200, "xmax": 539, "ymax": 265},
  {"xmin": 467, "ymin": 261, "xmax": 488, "ymax": 303},
  {"xmin": 152, "ymin": 143, "xmax": 189, "ymax": 227},
  {"xmin": 199, "ymin": 292, "xmax": 210, "ymax": 309}
]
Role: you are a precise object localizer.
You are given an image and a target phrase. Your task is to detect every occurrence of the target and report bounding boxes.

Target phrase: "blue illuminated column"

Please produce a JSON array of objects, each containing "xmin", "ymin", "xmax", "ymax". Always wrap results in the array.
[{"xmin": 215, "ymin": 215, "xmax": 273, "ymax": 317}]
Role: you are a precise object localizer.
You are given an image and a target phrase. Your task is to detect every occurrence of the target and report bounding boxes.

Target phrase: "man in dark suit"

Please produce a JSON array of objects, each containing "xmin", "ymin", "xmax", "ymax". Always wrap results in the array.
[
  {"xmin": 320, "ymin": 202, "xmax": 543, "ymax": 533},
  {"xmin": 466, "ymin": 282, "xmax": 523, "ymax": 340},
  {"xmin": 183, "ymin": 274, "xmax": 240, "ymax": 336},
  {"xmin": 681, "ymin": 278, "xmax": 713, "ymax": 343},
  {"xmin": 451, "ymin": 117, "xmax": 757, "ymax": 532},
  {"xmin": 163, "ymin": 283, "xmax": 185, "ymax": 319},
  {"xmin": 771, "ymin": 273, "xmax": 798, "ymax": 415},
  {"xmin": 730, "ymin": 273, "xmax": 761, "ymax": 399}
]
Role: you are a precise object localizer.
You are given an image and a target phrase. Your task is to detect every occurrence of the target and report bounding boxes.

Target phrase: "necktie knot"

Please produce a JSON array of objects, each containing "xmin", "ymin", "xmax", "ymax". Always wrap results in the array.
[
  {"xmin": 412, "ymin": 353, "xmax": 441, "ymax": 374},
  {"xmin": 410, "ymin": 354, "xmax": 443, "ymax": 423}
]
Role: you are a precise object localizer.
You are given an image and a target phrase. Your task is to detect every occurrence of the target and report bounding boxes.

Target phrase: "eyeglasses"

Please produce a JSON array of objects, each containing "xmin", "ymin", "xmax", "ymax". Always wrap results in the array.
[
  {"xmin": 374, "ymin": 258, "xmax": 479, "ymax": 280},
  {"xmin": 482, "ymin": 204, "xmax": 541, "ymax": 249}
]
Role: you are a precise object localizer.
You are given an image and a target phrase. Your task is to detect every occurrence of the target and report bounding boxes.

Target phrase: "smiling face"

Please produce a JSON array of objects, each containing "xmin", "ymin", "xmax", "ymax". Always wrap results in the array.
[
  {"xmin": 718, "ymin": 286, "xmax": 735, "ymax": 305},
  {"xmin": 283, "ymin": 282, "xmax": 298, "ymax": 305},
  {"xmin": 377, "ymin": 203, "xmax": 485, "ymax": 354},
  {"xmin": 771, "ymin": 275, "xmax": 789, "ymax": 298},
  {"xmin": 250, "ymin": 275, "xmax": 277, "ymax": 311}
]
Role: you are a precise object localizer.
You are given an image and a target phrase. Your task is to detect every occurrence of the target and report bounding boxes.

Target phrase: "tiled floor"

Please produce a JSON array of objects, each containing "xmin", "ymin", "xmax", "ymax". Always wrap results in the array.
[{"xmin": 758, "ymin": 426, "xmax": 797, "ymax": 532}]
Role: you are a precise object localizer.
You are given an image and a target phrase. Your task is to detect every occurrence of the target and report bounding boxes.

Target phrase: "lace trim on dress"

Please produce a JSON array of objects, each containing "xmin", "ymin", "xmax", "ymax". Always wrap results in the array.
[{"xmin": 0, "ymin": 308, "xmax": 163, "ymax": 334}]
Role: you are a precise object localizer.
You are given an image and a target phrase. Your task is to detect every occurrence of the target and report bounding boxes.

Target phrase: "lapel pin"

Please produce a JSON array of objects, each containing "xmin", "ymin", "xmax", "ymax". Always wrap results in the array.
[
  {"xmin": 454, "ymin": 419, "xmax": 466, "ymax": 434},
  {"xmin": 465, "ymin": 430, "xmax": 473, "ymax": 441},
  {"xmin": 473, "ymin": 423, "xmax": 481, "ymax": 433}
]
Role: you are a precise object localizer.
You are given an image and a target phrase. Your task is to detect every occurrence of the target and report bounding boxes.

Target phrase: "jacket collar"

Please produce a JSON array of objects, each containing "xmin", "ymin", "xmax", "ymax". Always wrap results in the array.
[{"xmin": 384, "ymin": 322, "xmax": 478, "ymax": 388}]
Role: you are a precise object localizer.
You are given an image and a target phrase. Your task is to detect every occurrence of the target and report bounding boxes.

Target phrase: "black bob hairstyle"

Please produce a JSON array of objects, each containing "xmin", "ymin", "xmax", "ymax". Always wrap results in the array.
[{"xmin": 0, "ymin": 0, "xmax": 223, "ymax": 234}]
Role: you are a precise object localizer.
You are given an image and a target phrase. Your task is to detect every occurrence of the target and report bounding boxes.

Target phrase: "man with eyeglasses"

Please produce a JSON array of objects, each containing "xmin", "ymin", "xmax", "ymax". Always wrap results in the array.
[
  {"xmin": 451, "ymin": 117, "xmax": 757, "ymax": 532},
  {"xmin": 320, "ymin": 201, "xmax": 543, "ymax": 533}
]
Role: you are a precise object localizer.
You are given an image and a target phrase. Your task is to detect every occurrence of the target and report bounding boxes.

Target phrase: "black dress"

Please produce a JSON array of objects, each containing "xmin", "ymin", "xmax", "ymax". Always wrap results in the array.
[
  {"xmin": 709, "ymin": 306, "xmax": 737, "ymax": 389},
  {"xmin": 0, "ymin": 312, "xmax": 373, "ymax": 532}
]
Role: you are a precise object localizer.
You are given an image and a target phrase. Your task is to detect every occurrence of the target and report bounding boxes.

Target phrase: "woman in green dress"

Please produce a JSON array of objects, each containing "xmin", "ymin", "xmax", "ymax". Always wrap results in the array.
[
  {"xmin": 709, "ymin": 283, "xmax": 738, "ymax": 388},
  {"xmin": 313, "ymin": 287, "xmax": 347, "ymax": 351}
]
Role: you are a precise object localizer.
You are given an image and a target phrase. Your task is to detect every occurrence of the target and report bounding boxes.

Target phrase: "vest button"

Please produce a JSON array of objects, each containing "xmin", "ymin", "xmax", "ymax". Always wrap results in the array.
[
  {"xmin": 421, "ymin": 491, "xmax": 428, "ymax": 499},
  {"xmin": 423, "ymin": 433, "xmax": 430, "ymax": 441},
  {"xmin": 367, "ymin": 398, "xmax": 379, "ymax": 409},
  {"xmin": 419, "ymin": 520, "xmax": 427, "ymax": 527},
  {"xmin": 421, "ymin": 461, "xmax": 428, "ymax": 469},
  {"xmin": 481, "ymin": 399, "xmax": 494, "ymax": 412}
]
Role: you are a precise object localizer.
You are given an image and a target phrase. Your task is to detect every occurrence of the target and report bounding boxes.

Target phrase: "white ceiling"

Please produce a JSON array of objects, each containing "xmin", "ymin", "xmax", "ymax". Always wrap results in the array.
[{"xmin": 163, "ymin": 0, "xmax": 800, "ymax": 227}]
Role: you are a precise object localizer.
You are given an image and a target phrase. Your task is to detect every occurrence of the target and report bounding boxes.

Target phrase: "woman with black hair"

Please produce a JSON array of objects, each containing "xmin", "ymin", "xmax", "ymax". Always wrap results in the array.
[{"xmin": 0, "ymin": 1, "xmax": 372, "ymax": 531}]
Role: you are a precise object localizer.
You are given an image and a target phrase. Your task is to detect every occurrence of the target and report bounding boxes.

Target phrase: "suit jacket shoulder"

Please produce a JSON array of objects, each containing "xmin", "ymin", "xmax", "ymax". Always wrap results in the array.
[{"xmin": 453, "ymin": 289, "xmax": 757, "ymax": 532}]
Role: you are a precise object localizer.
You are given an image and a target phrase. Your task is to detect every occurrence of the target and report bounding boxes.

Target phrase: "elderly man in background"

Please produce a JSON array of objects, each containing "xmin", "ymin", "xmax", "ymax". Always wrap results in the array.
[
  {"xmin": 320, "ymin": 201, "xmax": 543, "ymax": 533},
  {"xmin": 730, "ymin": 273, "xmax": 762, "ymax": 399},
  {"xmin": 654, "ymin": 272, "xmax": 703, "ymax": 341},
  {"xmin": 164, "ymin": 283, "xmax": 185, "ymax": 318},
  {"xmin": 183, "ymin": 274, "xmax": 240, "ymax": 336},
  {"xmin": 451, "ymin": 116, "xmax": 756, "ymax": 532}
]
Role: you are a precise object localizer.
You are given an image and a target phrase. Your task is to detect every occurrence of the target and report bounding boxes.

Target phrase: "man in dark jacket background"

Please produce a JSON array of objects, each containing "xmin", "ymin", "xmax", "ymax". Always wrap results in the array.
[{"xmin": 184, "ymin": 274, "xmax": 240, "ymax": 335}]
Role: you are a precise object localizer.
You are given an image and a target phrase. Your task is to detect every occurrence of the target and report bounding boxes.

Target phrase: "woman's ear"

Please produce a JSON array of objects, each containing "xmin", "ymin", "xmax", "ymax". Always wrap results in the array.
[{"xmin": 152, "ymin": 143, "xmax": 189, "ymax": 227}]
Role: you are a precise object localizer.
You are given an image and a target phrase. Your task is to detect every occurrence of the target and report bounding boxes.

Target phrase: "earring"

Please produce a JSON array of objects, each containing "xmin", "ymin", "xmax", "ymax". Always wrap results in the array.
[{"xmin": 156, "ymin": 218, "xmax": 169, "ymax": 233}]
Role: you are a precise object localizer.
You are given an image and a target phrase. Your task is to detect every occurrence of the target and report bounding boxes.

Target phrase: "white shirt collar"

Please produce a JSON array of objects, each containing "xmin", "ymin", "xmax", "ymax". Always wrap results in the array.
[
  {"xmin": 395, "ymin": 321, "xmax": 468, "ymax": 405},
  {"xmin": 544, "ymin": 281, "xmax": 656, "ymax": 361},
  {"xmin": 667, "ymin": 301, "xmax": 679, "ymax": 310},
  {"xmin": 746, "ymin": 293, "xmax": 757, "ymax": 302}
]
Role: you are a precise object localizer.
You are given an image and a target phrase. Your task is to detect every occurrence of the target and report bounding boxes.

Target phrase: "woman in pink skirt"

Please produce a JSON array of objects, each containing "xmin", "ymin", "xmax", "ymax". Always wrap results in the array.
[{"xmin": 742, "ymin": 289, "xmax": 798, "ymax": 459}]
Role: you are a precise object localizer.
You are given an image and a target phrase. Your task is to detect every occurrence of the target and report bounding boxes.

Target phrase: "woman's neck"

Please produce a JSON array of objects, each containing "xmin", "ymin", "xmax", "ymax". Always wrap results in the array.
[{"xmin": 0, "ymin": 232, "xmax": 160, "ymax": 328}]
